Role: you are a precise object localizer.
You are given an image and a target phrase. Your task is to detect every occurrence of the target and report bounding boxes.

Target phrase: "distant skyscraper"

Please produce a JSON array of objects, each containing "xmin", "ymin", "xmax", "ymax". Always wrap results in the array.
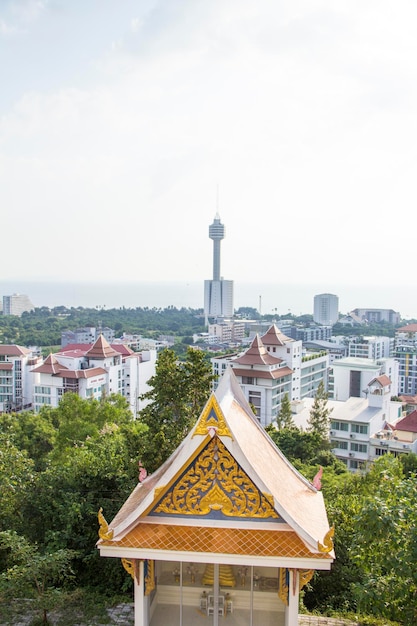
[
  {"xmin": 3, "ymin": 294, "xmax": 34, "ymax": 317},
  {"xmin": 204, "ymin": 214, "xmax": 233, "ymax": 324},
  {"xmin": 313, "ymin": 293, "xmax": 339, "ymax": 326}
]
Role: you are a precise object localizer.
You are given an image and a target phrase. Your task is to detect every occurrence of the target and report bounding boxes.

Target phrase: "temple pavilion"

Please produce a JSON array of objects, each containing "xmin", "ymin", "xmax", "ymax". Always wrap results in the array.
[{"xmin": 97, "ymin": 367, "xmax": 334, "ymax": 626}]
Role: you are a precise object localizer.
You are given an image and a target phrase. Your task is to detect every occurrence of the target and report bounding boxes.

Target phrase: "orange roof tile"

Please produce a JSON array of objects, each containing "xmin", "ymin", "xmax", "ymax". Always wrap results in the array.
[
  {"xmin": 233, "ymin": 335, "xmax": 282, "ymax": 366},
  {"xmin": 0, "ymin": 345, "xmax": 31, "ymax": 356},
  {"xmin": 231, "ymin": 367, "xmax": 293, "ymax": 380},
  {"xmin": 261, "ymin": 324, "xmax": 293, "ymax": 346},
  {"xmin": 395, "ymin": 410, "xmax": 417, "ymax": 433},
  {"xmin": 107, "ymin": 524, "xmax": 331, "ymax": 560},
  {"xmin": 85, "ymin": 335, "xmax": 120, "ymax": 359}
]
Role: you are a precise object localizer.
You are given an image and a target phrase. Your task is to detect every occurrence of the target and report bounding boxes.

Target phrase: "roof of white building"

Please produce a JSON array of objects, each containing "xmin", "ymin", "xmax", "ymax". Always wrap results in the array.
[
  {"xmin": 0, "ymin": 345, "xmax": 31, "ymax": 356},
  {"xmin": 232, "ymin": 334, "xmax": 283, "ymax": 366}
]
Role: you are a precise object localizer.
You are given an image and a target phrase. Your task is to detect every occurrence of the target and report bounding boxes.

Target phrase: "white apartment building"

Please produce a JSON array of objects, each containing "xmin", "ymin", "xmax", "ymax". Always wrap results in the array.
[
  {"xmin": 291, "ymin": 375, "xmax": 403, "ymax": 472},
  {"xmin": 395, "ymin": 324, "xmax": 417, "ymax": 396},
  {"xmin": 207, "ymin": 320, "xmax": 245, "ymax": 345},
  {"xmin": 61, "ymin": 326, "xmax": 115, "ymax": 347},
  {"xmin": 347, "ymin": 336, "xmax": 394, "ymax": 360},
  {"xmin": 31, "ymin": 336, "xmax": 156, "ymax": 416},
  {"xmin": 329, "ymin": 356, "xmax": 399, "ymax": 401},
  {"xmin": 330, "ymin": 375, "xmax": 402, "ymax": 471},
  {"xmin": 0, "ymin": 345, "xmax": 40, "ymax": 412},
  {"xmin": 211, "ymin": 325, "xmax": 329, "ymax": 427},
  {"xmin": 351, "ymin": 308, "xmax": 400, "ymax": 324},
  {"xmin": 3, "ymin": 294, "xmax": 34, "ymax": 317},
  {"xmin": 313, "ymin": 293, "xmax": 339, "ymax": 326}
]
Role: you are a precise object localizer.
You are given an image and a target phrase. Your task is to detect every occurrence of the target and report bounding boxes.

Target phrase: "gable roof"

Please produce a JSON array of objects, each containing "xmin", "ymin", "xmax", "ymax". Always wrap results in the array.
[
  {"xmin": 0, "ymin": 345, "xmax": 31, "ymax": 357},
  {"xmin": 31, "ymin": 353, "xmax": 67, "ymax": 375},
  {"xmin": 98, "ymin": 368, "xmax": 334, "ymax": 566},
  {"xmin": 368, "ymin": 374, "xmax": 391, "ymax": 387},
  {"xmin": 395, "ymin": 410, "xmax": 417, "ymax": 433}
]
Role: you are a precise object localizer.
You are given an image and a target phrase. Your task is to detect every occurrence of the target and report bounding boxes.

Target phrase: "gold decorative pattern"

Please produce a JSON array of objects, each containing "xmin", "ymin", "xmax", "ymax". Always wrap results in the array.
[
  {"xmin": 202, "ymin": 563, "xmax": 236, "ymax": 587},
  {"xmin": 299, "ymin": 569, "xmax": 314, "ymax": 589},
  {"xmin": 144, "ymin": 560, "xmax": 155, "ymax": 596},
  {"xmin": 98, "ymin": 507, "xmax": 114, "ymax": 541},
  {"xmin": 193, "ymin": 395, "xmax": 232, "ymax": 438},
  {"xmin": 152, "ymin": 437, "xmax": 278, "ymax": 519},
  {"xmin": 318, "ymin": 527, "xmax": 334, "ymax": 553},
  {"xmin": 278, "ymin": 568, "xmax": 289, "ymax": 605},
  {"xmin": 122, "ymin": 558, "xmax": 135, "ymax": 579},
  {"xmin": 114, "ymin": 523, "xmax": 331, "ymax": 559}
]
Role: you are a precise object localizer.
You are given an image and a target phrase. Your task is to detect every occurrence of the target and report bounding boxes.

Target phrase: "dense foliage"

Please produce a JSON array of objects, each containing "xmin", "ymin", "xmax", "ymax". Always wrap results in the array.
[
  {"xmin": 0, "ymin": 305, "xmax": 206, "ymax": 347},
  {"xmin": 0, "ymin": 347, "xmax": 215, "ymax": 622},
  {"xmin": 1, "ymin": 341, "xmax": 416, "ymax": 623}
]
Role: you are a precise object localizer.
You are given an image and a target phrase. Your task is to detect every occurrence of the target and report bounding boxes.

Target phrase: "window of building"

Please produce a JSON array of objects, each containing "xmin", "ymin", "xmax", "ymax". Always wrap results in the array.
[
  {"xmin": 334, "ymin": 440, "xmax": 348, "ymax": 450},
  {"xmin": 242, "ymin": 377, "xmax": 254, "ymax": 385},
  {"xmin": 331, "ymin": 420, "xmax": 349, "ymax": 431},
  {"xmin": 351, "ymin": 423, "xmax": 368, "ymax": 434},
  {"xmin": 350, "ymin": 442, "xmax": 367, "ymax": 453},
  {"xmin": 248, "ymin": 391, "xmax": 261, "ymax": 416}
]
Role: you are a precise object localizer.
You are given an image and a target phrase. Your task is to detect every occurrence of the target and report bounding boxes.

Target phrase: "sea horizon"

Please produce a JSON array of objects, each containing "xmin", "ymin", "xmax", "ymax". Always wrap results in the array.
[{"xmin": 0, "ymin": 279, "xmax": 416, "ymax": 320}]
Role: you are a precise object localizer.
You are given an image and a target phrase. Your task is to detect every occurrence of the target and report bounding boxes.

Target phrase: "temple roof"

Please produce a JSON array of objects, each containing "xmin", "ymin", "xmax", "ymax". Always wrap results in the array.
[
  {"xmin": 233, "ymin": 335, "xmax": 282, "ymax": 366},
  {"xmin": 261, "ymin": 324, "xmax": 293, "ymax": 346},
  {"xmin": 98, "ymin": 368, "xmax": 334, "ymax": 564},
  {"xmin": 85, "ymin": 335, "xmax": 120, "ymax": 359}
]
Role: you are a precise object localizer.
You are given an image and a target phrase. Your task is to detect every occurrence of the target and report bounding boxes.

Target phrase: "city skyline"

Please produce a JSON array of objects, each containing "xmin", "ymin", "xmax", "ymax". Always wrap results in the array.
[{"xmin": 2, "ymin": 2, "xmax": 417, "ymax": 297}]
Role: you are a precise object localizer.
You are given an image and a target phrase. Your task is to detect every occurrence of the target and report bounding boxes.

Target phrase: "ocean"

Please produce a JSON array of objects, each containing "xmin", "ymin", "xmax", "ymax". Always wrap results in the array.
[{"xmin": 0, "ymin": 280, "xmax": 416, "ymax": 319}]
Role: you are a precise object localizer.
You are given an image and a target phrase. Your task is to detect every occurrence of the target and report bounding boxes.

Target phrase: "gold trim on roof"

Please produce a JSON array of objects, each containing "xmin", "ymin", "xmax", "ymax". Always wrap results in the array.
[
  {"xmin": 318, "ymin": 527, "xmax": 334, "ymax": 553},
  {"xmin": 153, "ymin": 437, "xmax": 278, "ymax": 519},
  {"xmin": 193, "ymin": 395, "xmax": 232, "ymax": 438},
  {"xmin": 98, "ymin": 508, "xmax": 114, "ymax": 541}
]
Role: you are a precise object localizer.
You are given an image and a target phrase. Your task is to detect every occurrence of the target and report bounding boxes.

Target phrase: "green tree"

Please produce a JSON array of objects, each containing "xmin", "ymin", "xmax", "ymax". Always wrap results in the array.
[
  {"xmin": 138, "ymin": 348, "xmax": 215, "ymax": 472},
  {"xmin": 0, "ymin": 530, "xmax": 77, "ymax": 624},
  {"xmin": 43, "ymin": 393, "xmax": 132, "ymax": 462},
  {"xmin": 0, "ymin": 434, "xmax": 35, "ymax": 533},
  {"xmin": 351, "ymin": 456, "xmax": 417, "ymax": 625},
  {"xmin": 0, "ymin": 411, "xmax": 56, "ymax": 471},
  {"xmin": 266, "ymin": 427, "xmax": 324, "ymax": 466},
  {"xmin": 276, "ymin": 393, "xmax": 295, "ymax": 429},
  {"xmin": 307, "ymin": 381, "xmax": 332, "ymax": 441}
]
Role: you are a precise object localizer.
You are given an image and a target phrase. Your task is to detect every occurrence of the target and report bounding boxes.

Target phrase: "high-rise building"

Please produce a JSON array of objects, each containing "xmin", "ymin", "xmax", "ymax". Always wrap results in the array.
[
  {"xmin": 3, "ymin": 294, "xmax": 34, "ymax": 317},
  {"xmin": 204, "ymin": 214, "xmax": 233, "ymax": 324},
  {"xmin": 313, "ymin": 293, "xmax": 339, "ymax": 326}
]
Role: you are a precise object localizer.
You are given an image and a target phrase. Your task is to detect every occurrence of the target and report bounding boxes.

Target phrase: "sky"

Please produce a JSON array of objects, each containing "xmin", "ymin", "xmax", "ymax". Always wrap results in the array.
[{"xmin": 2, "ymin": 1, "xmax": 417, "ymax": 297}]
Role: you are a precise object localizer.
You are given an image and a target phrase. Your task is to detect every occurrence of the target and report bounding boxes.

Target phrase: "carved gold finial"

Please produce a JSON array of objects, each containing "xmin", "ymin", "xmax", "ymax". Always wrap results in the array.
[
  {"xmin": 318, "ymin": 526, "xmax": 334, "ymax": 553},
  {"xmin": 98, "ymin": 507, "xmax": 114, "ymax": 541}
]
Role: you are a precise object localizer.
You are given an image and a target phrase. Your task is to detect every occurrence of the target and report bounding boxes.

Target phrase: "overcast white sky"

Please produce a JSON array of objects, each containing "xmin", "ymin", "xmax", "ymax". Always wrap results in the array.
[{"xmin": 1, "ymin": 0, "xmax": 417, "ymax": 292}]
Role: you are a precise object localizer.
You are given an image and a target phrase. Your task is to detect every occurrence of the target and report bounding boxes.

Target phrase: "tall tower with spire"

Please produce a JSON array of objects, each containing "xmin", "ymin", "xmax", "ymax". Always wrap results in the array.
[{"xmin": 204, "ymin": 214, "xmax": 234, "ymax": 325}]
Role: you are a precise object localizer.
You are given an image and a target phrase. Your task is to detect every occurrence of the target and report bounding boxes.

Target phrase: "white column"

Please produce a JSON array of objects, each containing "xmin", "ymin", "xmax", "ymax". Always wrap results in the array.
[
  {"xmin": 134, "ymin": 560, "xmax": 146, "ymax": 626},
  {"xmin": 285, "ymin": 569, "xmax": 299, "ymax": 626}
]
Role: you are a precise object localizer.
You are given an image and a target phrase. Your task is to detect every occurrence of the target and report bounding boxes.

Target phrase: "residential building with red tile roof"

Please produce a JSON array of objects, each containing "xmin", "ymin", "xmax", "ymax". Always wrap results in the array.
[
  {"xmin": 30, "ymin": 336, "xmax": 156, "ymax": 416},
  {"xmin": 0, "ymin": 345, "xmax": 40, "ymax": 413},
  {"xmin": 211, "ymin": 325, "xmax": 329, "ymax": 427}
]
